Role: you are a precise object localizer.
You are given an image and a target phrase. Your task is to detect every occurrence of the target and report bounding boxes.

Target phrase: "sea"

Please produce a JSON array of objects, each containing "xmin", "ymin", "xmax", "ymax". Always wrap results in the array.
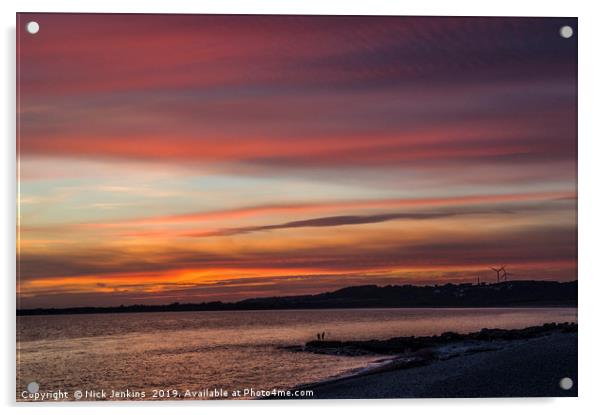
[{"xmin": 16, "ymin": 307, "xmax": 577, "ymax": 400}]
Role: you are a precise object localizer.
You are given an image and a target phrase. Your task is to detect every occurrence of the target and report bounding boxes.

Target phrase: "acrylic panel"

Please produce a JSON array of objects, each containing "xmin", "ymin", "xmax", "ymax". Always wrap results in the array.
[{"xmin": 16, "ymin": 13, "xmax": 578, "ymax": 401}]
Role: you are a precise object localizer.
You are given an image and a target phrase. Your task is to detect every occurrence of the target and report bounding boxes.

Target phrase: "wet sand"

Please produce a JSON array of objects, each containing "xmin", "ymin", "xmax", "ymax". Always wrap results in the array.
[{"xmin": 300, "ymin": 332, "xmax": 577, "ymax": 398}]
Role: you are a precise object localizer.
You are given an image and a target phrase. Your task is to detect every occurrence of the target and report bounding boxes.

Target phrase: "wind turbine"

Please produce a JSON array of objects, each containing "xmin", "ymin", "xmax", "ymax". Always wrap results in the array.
[{"xmin": 491, "ymin": 266, "xmax": 504, "ymax": 283}]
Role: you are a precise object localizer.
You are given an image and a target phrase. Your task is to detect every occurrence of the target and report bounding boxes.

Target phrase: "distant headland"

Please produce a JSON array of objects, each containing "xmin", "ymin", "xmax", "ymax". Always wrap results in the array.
[{"xmin": 17, "ymin": 280, "xmax": 577, "ymax": 316}]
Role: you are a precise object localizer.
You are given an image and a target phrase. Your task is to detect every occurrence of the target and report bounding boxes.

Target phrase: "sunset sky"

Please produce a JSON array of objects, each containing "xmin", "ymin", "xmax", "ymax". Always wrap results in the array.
[{"xmin": 17, "ymin": 14, "xmax": 577, "ymax": 308}]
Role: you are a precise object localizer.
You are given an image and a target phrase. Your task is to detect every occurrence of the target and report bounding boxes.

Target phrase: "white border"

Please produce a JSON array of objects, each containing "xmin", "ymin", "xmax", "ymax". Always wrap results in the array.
[{"xmin": 3, "ymin": 1, "xmax": 601, "ymax": 414}]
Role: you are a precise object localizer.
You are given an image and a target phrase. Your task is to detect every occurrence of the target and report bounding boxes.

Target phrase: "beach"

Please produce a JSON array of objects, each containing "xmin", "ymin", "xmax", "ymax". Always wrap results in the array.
[
  {"xmin": 17, "ymin": 309, "xmax": 577, "ymax": 400},
  {"xmin": 297, "ymin": 331, "xmax": 577, "ymax": 398}
]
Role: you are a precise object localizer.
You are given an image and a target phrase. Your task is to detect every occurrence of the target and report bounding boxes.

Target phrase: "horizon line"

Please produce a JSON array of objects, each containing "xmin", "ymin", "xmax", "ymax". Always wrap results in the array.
[{"xmin": 17, "ymin": 279, "xmax": 577, "ymax": 313}]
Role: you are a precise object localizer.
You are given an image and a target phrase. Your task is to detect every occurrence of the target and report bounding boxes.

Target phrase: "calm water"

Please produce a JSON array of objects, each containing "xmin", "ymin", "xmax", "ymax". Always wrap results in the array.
[{"xmin": 17, "ymin": 308, "xmax": 576, "ymax": 400}]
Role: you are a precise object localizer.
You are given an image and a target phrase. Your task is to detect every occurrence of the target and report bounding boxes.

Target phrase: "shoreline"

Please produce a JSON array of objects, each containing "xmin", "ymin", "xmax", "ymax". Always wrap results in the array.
[
  {"xmin": 17, "ymin": 280, "xmax": 577, "ymax": 316},
  {"xmin": 18, "ymin": 304, "xmax": 577, "ymax": 318},
  {"xmin": 285, "ymin": 323, "xmax": 578, "ymax": 398}
]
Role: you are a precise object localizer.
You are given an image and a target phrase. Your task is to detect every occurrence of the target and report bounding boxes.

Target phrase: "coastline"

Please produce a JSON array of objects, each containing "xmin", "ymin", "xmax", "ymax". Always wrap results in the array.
[
  {"xmin": 17, "ymin": 281, "xmax": 577, "ymax": 316},
  {"xmin": 286, "ymin": 323, "xmax": 578, "ymax": 399}
]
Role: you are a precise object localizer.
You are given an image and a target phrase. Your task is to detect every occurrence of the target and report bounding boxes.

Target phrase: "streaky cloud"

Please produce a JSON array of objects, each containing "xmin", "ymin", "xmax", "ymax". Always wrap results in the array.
[{"xmin": 187, "ymin": 208, "xmax": 514, "ymax": 237}]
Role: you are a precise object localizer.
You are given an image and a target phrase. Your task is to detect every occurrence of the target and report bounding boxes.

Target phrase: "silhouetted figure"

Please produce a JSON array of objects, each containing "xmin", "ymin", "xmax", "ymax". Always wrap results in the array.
[
  {"xmin": 321, "ymin": 331, "xmax": 325, "ymax": 340},
  {"xmin": 317, "ymin": 333, "xmax": 321, "ymax": 341}
]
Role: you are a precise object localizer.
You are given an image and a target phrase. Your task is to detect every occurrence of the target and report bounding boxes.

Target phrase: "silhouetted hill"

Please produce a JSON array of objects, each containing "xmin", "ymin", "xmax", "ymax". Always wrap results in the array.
[{"xmin": 17, "ymin": 280, "xmax": 577, "ymax": 316}]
